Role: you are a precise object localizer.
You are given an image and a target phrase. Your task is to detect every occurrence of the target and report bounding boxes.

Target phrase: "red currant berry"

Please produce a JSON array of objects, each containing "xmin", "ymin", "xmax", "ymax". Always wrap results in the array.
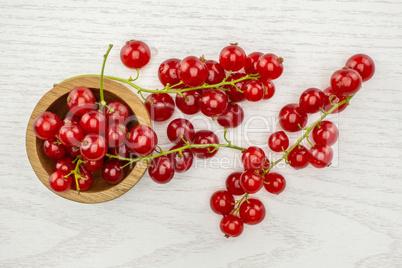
[
  {"xmin": 67, "ymin": 87, "xmax": 96, "ymax": 117},
  {"xmin": 120, "ymin": 40, "xmax": 151, "ymax": 69},
  {"xmin": 331, "ymin": 68, "xmax": 362, "ymax": 96},
  {"xmin": 158, "ymin": 58, "xmax": 181, "ymax": 86},
  {"xmin": 223, "ymin": 72, "xmax": 246, "ymax": 102},
  {"xmin": 345, "ymin": 54, "xmax": 375, "ymax": 82},
  {"xmin": 312, "ymin": 120, "xmax": 338, "ymax": 146},
  {"xmin": 67, "ymin": 146, "xmax": 80, "ymax": 158},
  {"xmin": 81, "ymin": 157, "xmax": 104, "ymax": 172},
  {"xmin": 145, "ymin": 93, "xmax": 175, "ymax": 122},
  {"xmin": 279, "ymin": 104, "xmax": 308, "ymax": 132},
  {"xmin": 240, "ymin": 170, "xmax": 263, "ymax": 194},
  {"xmin": 33, "ymin": 112, "xmax": 62, "ymax": 140},
  {"xmin": 263, "ymin": 172, "xmax": 286, "ymax": 195},
  {"xmin": 210, "ymin": 190, "xmax": 235, "ymax": 215},
  {"xmin": 49, "ymin": 170, "xmax": 71, "ymax": 193},
  {"xmin": 268, "ymin": 131, "xmax": 289, "ymax": 152},
  {"xmin": 242, "ymin": 80, "xmax": 264, "ymax": 102},
  {"xmin": 219, "ymin": 44, "xmax": 247, "ymax": 72},
  {"xmin": 167, "ymin": 118, "xmax": 195, "ymax": 144},
  {"xmin": 71, "ymin": 167, "xmax": 94, "ymax": 191},
  {"xmin": 175, "ymin": 90, "xmax": 201, "ymax": 115},
  {"xmin": 242, "ymin": 146, "xmax": 266, "ymax": 171},
  {"xmin": 104, "ymin": 100, "xmax": 130, "ymax": 124},
  {"xmin": 287, "ymin": 145, "xmax": 309, "ymax": 169},
  {"xmin": 217, "ymin": 103, "xmax": 244, "ymax": 128},
  {"xmin": 127, "ymin": 125, "xmax": 158, "ymax": 156},
  {"xmin": 191, "ymin": 130, "xmax": 219, "ymax": 159},
  {"xmin": 80, "ymin": 134, "xmax": 108, "ymax": 161},
  {"xmin": 239, "ymin": 198, "xmax": 266, "ymax": 225},
  {"xmin": 220, "ymin": 214, "xmax": 244, "ymax": 237},
  {"xmin": 43, "ymin": 138, "xmax": 67, "ymax": 159},
  {"xmin": 169, "ymin": 145, "xmax": 193, "ymax": 173},
  {"xmin": 199, "ymin": 89, "xmax": 228, "ymax": 117},
  {"xmin": 148, "ymin": 155, "xmax": 175, "ymax": 184},
  {"xmin": 308, "ymin": 144, "xmax": 333, "ymax": 168},
  {"xmin": 257, "ymin": 53, "xmax": 283, "ymax": 80},
  {"xmin": 80, "ymin": 110, "xmax": 107, "ymax": 135},
  {"xmin": 106, "ymin": 124, "xmax": 128, "ymax": 148},
  {"xmin": 178, "ymin": 56, "xmax": 208, "ymax": 87},
  {"xmin": 102, "ymin": 159, "xmax": 125, "ymax": 185},
  {"xmin": 322, "ymin": 87, "xmax": 348, "ymax": 113},
  {"xmin": 54, "ymin": 157, "xmax": 75, "ymax": 173},
  {"xmin": 260, "ymin": 78, "xmax": 275, "ymax": 100},
  {"xmin": 205, "ymin": 60, "xmax": 225, "ymax": 84},
  {"xmin": 225, "ymin": 172, "xmax": 245, "ymax": 196},
  {"xmin": 58, "ymin": 123, "xmax": 84, "ymax": 147},
  {"xmin": 108, "ymin": 144, "xmax": 132, "ymax": 159},
  {"xmin": 244, "ymin": 52, "xmax": 263, "ymax": 75},
  {"xmin": 63, "ymin": 113, "xmax": 81, "ymax": 125},
  {"xmin": 299, "ymin": 88, "xmax": 325, "ymax": 114}
]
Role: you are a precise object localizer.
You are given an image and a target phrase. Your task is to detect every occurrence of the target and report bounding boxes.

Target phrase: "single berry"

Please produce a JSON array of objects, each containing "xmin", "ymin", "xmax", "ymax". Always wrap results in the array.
[
  {"xmin": 63, "ymin": 113, "xmax": 80, "ymax": 125},
  {"xmin": 279, "ymin": 104, "xmax": 308, "ymax": 132},
  {"xmin": 145, "ymin": 93, "xmax": 175, "ymax": 122},
  {"xmin": 242, "ymin": 146, "xmax": 266, "ymax": 171},
  {"xmin": 268, "ymin": 131, "xmax": 289, "ymax": 152},
  {"xmin": 175, "ymin": 90, "xmax": 201, "ymax": 115},
  {"xmin": 120, "ymin": 40, "xmax": 151, "ymax": 69},
  {"xmin": 345, "ymin": 54, "xmax": 375, "ymax": 82},
  {"xmin": 67, "ymin": 146, "xmax": 80, "ymax": 158},
  {"xmin": 169, "ymin": 145, "xmax": 193, "ymax": 173},
  {"xmin": 257, "ymin": 53, "xmax": 283, "ymax": 80},
  {"xmin": 178, "ymin": 56, "xmax": 208, "ymax": 87},
  {"xmin": 127, "ymin": 125, "xmax": 158, "ymax": 156},
  {"xmin": 312, "ymin": 121, "xmax": 338, "ymax": 146},
  {"xmin": 260, "ymin": 78, "xmax": 275, "ymax": 100},
  {"xmin": 263, "ymin": 172, "xmax": 286, "ymax": 195},
  {"xmin": 210, "ymin": 190, "xmax": 235, "ymax": 215},
  {"xmin": 199, "ymin": 89, "xmax": 228, "ymax": 117},
  {"xmin": 106, "ymin": 124, "xmax": 128, "ymax": 148},
  {"xmin": 219, "ymin": 44, "xmax": 247, "ymax": 72},
  {"xmin": 299, "ymin": 88, "xmax": 325, "ymax": 114},
  {"xmin": 148, "ymin": 155, "xmax": 175, "ymax": 184},
  {"xmin": 220, "ymin": 214, "xmax": 244, "ymax": 237},
  {"xmin": 81, "ymin": 157, "xmax": 104, "ymax": 172},
  {"xmin": 191, "ymin": 130, "xmax": 219, "ymax": 159},
  {"xmin": 53, "ymin": 157, "xmax": 75, "ymax": 173},
  {"xmin": 205, "ymin": 60, "xmax": 225, "ymax": 84},
  {"xmin": 287, "ymin": 145, "xmax": 309, "ymax": 169},
  {"xmin": 71, "ymin": 167, "xmax": 94, "ymax": 191},
  {"xmin": 49, "ymin": 170, "xmax": 71, "ymax": 193},
  {"xmin": 308, "ymin": 144, "xmax": 334, "ymax": 168},
  {"xmin": 225, "ymin": 172, "xmax": 245, "ymax": 196},
  {"xmin": 223, "ymin": 72, "xmax": 247, "ymax": 102},
  {"xmin": 104, "ymin": 100, "xmax": 131, "ymax": 124},
  {"xmin": 244, "ymin": 52, "xmax": 263, "ymax": 75},
  {"xmin": 217, "ymin": 103, "xmax": 244, "ymax": 128},
  {"xmin": 33, "ymin": 112, "xmax": 62, "ymax": 140},
  {"xmin": 80, "ymin": 134, "xmax": 108, "ymax": 161},
  {"xmin": 58, "ymin": 123, "xmax": 84, "ymax": 147},
  {"xmin": 322, "ymin": 87, "xmax": 348, "ymax": 113},
  {"xmin": 158, "ymin": 58, "xmax": 181, "ymax": 86},
  {"xmin": 67, "ymin": 87, "xmax": 96, "ymax": 117},
  {"xmin": 167, "ymin": 118, "xmax": 195, "ymax": 144},
  {"xmin": 43, "ymin": 138, "xmax": 67, "ymax": 159},
  {"xmin": 330, "ymin": 68, "xmax": 362, "ymax": 96},
  {"xmin": 242, "ymin": 80, "xmax": 264, "ymax": 102},
  {"xmin": 239, "ymin": 198, "xmax": 266, "ymax": 225},
  {"xmin": 240, "ymin": 170, "xmax": 263, "ymax": 194},
  {"xmin": 80, "ymin": 110, "xmax": 107, "ymax": 135},
  {"xmin": 102, "ymin": 159, "xmax": 125, "ymax": 184}
]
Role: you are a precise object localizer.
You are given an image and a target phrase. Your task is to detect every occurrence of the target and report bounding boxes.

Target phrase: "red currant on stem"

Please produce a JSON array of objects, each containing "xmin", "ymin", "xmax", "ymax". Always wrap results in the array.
[
  {"xmin": 287, "ymin": 145, "xmax": 309, "ymax": 169},
  {"xmin": 102, "ymin": 159, "xmax": 126, "ymax": 185},
  {"xmin": 205, "ymin": 60, "xmax": 225, "ymax": 84},
  {"xmin": 210, "ymin": 190, "xmax": 235, "ymax": 215},
  {"xmin": 322, "ymin": 87, "xmax": 348, "ymax": 113},
  {"xmin": 120, "ymin": 40, "xmax": 151, "ymax": 69},
  {"xmin": 345, "ymin": 54, "xmax": 375, "ymax": 82},
  {"xmin": 81, "ymin": 157, "xmax": 104, "ymax": 172},
  {"xmin": 220, "ymin": 214, "xmax": 244, "ymax": 237},
  {"xmin": 67, "ymin": 86, "xmax": 96, "ymax": 117},
  {"xmin": 169, "ymin": 145, "xmax": 193, "ymax": 173},
  {"xmin": 245, "ymin": 52, "xmax": 263, "ymax": 75},
  {"xmin": 158, "ymin": 58, "xmax": 181, "ymax": 87},
  {"xmin": 257, "ymin": 53, "xmax": 284, "ymax": 80},
  {"xmin": 145, "ymin": 93, "xmax": 175, "ymax": 122},
  {"xmin": 217, "ymin": 103, "xmax": 244, "ymax": 128},
  {"xmin": 175, "ymin": 90, "xmax": 201, "ymax": 115},
  {"xmin": 330, "ymin": 68, "xmax": 362, "ymax": 96},
  {"xmin": 54, "ymin": 157, "xmax": 75, "ymax": 173},
  {"xmin": 191, "ymin": 130, "xmax": 219, "ymax": 159},
  {"xmin": 167, "ymin": 118, "xmax": 195, "ymax": 144},
  {"xmin": 49, "ymin": 170, "xmax": 71, "ymax": 193},
  {"xmin": 103, "ymin": 100, "xmax": 130, "ymax": 124},
  {"xmin": 80, "ymin": 110, "xmax": 107, "ymax": 135},
  {"xmin": 178, "ymin": 56, "xmax": 208, "ymax": 87},
  {"xmin": 240, "ymin": 170, "xmax": 263, "ymax": 194},
  {"xmin": 242, "ymin": 80, "xmax": 264, "ymax": 102},
  {"xmin": 312, "ymin": 120, "xmax": 338, "ymax": 146},
  {"xmin": 264, "ymin": 173, "xmax": 286, "ymax": 195},
  {"xmin": 223, "ymin": 72, "xmax": 246, "ymax": 102},
  {"xmin": 80, "ymin": 134, "xmax": 108, "ymax": 161},
  {"xmin": 148, "ymin": 155, "xmax": 175, "ymax": 184},
  {"xmin": 268, "ymin": 131, "xmax": 289, "ymax": 153},
  {"xmin": 43, "ymin": 138, "xmax": 67, "ymax": 159},
  {"xmin": 260, "ymin": 78, "xmax": 275, "ymax": 100},
  {"xmin": 58, "ymin": 123, "xmax": 84, "ymax": 147},
  {"xmin": 107, "ymin": 124, "xmax": 128, "ymax": 148},
  {"xmin": 71, "ymin": 167, "xmax": 94, "ymax": 191},
  {"xmin": 199, "ymin": 89, "xmax": 228, "ymax": 117},
  {"xmin": 219, "ymin": 44, "xmax": 247, "ymax": 72},
  {"xmin": 225, "ymin": 172, "xmax": 245, "ymax": 196},
  {"xmin": 299, "ymin": 88, "xmax": 325, "ymax": 114},
  {"xmin": 239, "ymin": 198, "xmax": 266, "ymax": 225},
  {"xmin": 242, "ymin": 146, "xmax": 266, "ymax": 171},
  {"xmin": 308, "ymin": 144, "xmax": 333, "ymax": 168},
  {"xmin": 127, "ymin": 125, "xmax": 158, "ymax": 156},
  {"xmin": 279, "ymin": 104, "xmax": 308, "ymax": 132},
  {"xmin": 33, "ymin": 112, "xmax": 62, "ymax": 140}
]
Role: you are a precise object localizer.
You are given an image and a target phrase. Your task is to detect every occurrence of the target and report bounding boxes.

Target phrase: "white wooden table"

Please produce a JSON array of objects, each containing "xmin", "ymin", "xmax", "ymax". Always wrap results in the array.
[{"xmin": 1, "ymin": 0, "xmax": 401, "ymax": 267}]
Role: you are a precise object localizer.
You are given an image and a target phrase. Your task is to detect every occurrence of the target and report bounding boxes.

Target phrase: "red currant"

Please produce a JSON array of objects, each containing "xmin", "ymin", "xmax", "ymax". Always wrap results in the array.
[
  {"xmin": 330, "ymin": 68, "xmax": 362, "ymax": 96},
  {"xmin": 80, "ymin": 110, "xmax": 107, "ymax": 135},
  {"xmin": 102, "ymin": 159, "xmax": 125, "ymax": 185},
  {"xmin": 81, "ymin": 157, "xmax": 104, "ymax": 172},
  {"xmin": 205, "ymin": 60, "xmax": 225, "ymax": 84},
  {"xmin": 199, "ymin": 89, "xmax": 228, "ymax": 117},
  {"xmin": 225, "ymin": 172, "xmax": 245, "ymax": 196},
  {"xmin": 242, "ymin": 80, "xmax": 264, "ymax": 102},
  {"xmin": 71, "ymin": 167, "xmax": 94, "ymax": 191},
  {"xmin": 148, "ymin": 155, "xmax": 175, "ymax": 184},
  {"xmin": 244, "ymin": 52, "xmax": 263, "ymax": 75},
  {"xmin": 178, "ymin": 56, "xmax": 208, "ymax": 87},
  {"xmin": 242, "ymin": 146, "xmax": 266, "ymax": 171},
  {"xmin": 312, "ymin": 120, "xmax": 338, "ymax": 146},
  {"xmin": 287, "ymin": 145, "xmax": 309, "ymax": 169},
  {"xmin": 127, "ymin": 125, "xmax": 158, "ymax": 156},
  {"xmin": 67, "ymin": 146, "xmax": 80, "ymax": 158},
  {"xmin": 106, "ymin": 123, "xmax": 128, "ymax": 148},
  {"xmin": 167, "ymin": 118, "xmax": 195, "ymax": 144},
  {"xmin": 268, "ymin": 131, "xmax": 289, "ymax": 152},
  {"xmin": 299, "ymin": 88, "xmax": 325, "ymax": 114},
  {"xmin": 175, "ymin": 90, "xmax": 201, "ymax": 115},
  {"xmin": 43, "ymin": 138, "xmax": 67, "ymax": 159},
  {"xmin": 217, "ymin": 103, "xmax": 244, "ymax": 128},
  {"xmin": 260, "ymin": 78, "xmax": 275, "ymax": 100},
  {"xmin": 263, "ymin": 172, "xmax": 286, "ymax": 195},
  {"xmin": 120, "ymin": 40, "xmax": 151, "ymax": 69},
  {"xmin": 33, "ymin": 112, "xmax": 62, "ymax": 140},
  {"xmin": 53, "ymin": 157, "xmax": 75, "ymax": 173},
  {"xmin": 257, "ymin": 53, "xmax": 283, "ymax": 80},
  {"xmin": 158, "ymin": 58, "xmax": 181, "ymax": 86},
  {"xmin": 67, "ymin": 87, "xmax": 96, "ymax": 117},
  {"xmin": 345, "ymin": 54, "xmax": 375, "ymax": 82},
  {"xmin": 108, "ymin": 144, "xmax": 132, "ymax": 159},
  {"xmin": 58, "ymin": 123, "xmax": 84, "ymax": 147},
  {"xmin": 220, "ymin": 214, "xmax": 244, "ymax": 237},
  {"xmin": 63, "ymin": 113, "xmax": 80, "ymax": 125},
  {"xmin": 322, "ymin": 87, "xmax": 348, "ymax": 113},
  {"xmin": 223, "ymin": 72, "xmax": 246, "ymax": 102},
  {"xmin": 240, "ymin": 170, "xmax": 263, "ymax": 194},
  {"xmin": 104, "ymin": 100, "xmax": 130, "ymax": 124},
  {"xmin": 279, "ymin": 104, "xmax": 308, "ymax": 132},
  {"xmin": 219, "ymin": 44, "xmax": 247, "ymax": 72},
  {"xmin": 191, "ymin": 130, "xmax": 219, "ymax": 159},
  {"xmin": 49, "ymin": 170, "xmax": 71, "ymax": 193},
  {"xmin": 80, "ymin": 134, "xmax": 108, "ymax": 161},
  {"xmin": 169, "ymin": 145, "xmax": 193, "ymax": 173},
  {"xmin": 210, "ymin": 190, "xmax": 235, "ymax": 215},
  {"xmin": 239, "ymin": 198, "xmax": 266, "ymax": 225},
  {"xmin": 145, "ymin": 93, "xmax": 175, "ymax": 122},
  {"xmin": 308, "ymin": 144, "xmax": 333, "ymax": 168}
]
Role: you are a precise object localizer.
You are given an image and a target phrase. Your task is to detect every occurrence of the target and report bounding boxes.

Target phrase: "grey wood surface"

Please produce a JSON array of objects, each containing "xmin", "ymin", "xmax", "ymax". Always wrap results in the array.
[{"xmin": 1, "ymin": 0, "xmax": 401, "ymax": 267}]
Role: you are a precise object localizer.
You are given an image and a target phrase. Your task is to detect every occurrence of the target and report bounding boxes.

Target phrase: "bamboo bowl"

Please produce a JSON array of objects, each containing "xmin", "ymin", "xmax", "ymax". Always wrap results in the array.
[{"xmin": 26, "ymin": 76, "xmax": 151, "ymax": 203}]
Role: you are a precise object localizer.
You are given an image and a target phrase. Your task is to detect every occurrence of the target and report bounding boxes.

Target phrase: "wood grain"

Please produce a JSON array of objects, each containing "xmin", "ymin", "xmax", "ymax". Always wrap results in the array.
[{"xmin": 1, "ymin": 0, "xmax": 402, "ymax": 267}]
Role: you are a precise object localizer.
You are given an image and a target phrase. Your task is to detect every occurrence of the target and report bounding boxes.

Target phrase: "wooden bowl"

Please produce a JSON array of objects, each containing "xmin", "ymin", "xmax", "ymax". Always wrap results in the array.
[{"xmin": 26, "ymin": 76, "xmax": 151, "ymax": 203}]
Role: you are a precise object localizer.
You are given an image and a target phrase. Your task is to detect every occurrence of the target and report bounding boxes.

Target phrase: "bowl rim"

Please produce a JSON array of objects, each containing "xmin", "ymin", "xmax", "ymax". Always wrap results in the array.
[{"xmin": 26, "ymin": 76, "xmax": 151, "ymax": 204}]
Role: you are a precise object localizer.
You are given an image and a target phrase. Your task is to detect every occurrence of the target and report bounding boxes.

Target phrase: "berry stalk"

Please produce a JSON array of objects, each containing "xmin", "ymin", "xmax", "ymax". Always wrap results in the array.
[{"xmin": 99, "ymin": 44, "xmax": 113, "ymax": 108}]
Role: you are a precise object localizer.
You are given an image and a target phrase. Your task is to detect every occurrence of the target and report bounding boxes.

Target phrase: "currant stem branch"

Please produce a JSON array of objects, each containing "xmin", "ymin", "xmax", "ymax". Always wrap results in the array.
[{"xmin": 99, "ymin": 44, "xmax": 113, "ymax": 107}]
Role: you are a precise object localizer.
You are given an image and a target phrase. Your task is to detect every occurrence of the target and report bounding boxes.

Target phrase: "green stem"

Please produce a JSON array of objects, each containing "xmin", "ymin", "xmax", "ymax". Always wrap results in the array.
[
  {"xmin": 99, "ymin": 44, "xmax": 113, "ymax": 106},
  {"xmin": 230, "ymin": 193, "xmax": 249, "ymax": 216}
]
